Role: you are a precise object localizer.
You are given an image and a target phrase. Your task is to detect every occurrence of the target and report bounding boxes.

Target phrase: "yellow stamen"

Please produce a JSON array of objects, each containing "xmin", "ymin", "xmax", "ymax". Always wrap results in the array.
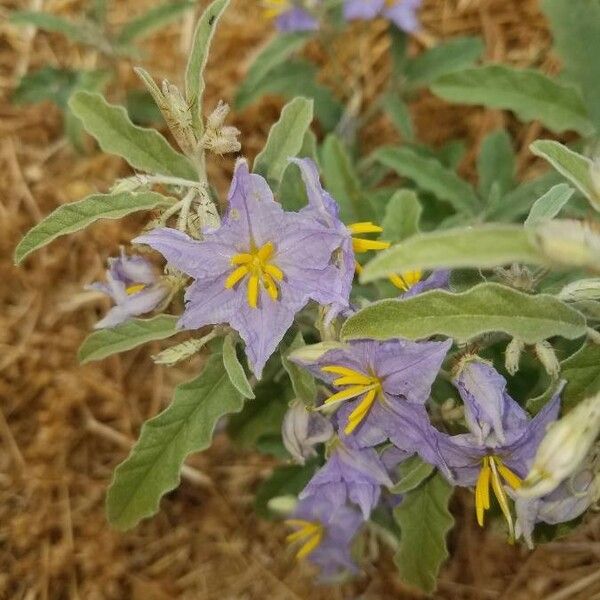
[
  {"xmin": 285, "ymin": 519, "xmax": 324, "ymax": 560},
  {"xmin": 264, "ymin": 264, "xmax": 283, "ymax": 280},
  {"xmin": 231, "ymin": 253, "xmax": 253, "ymax": 265},
  {"xmin": 389, "ymin": 270, "xmax": 423, "ymax": 292},
  {"xmin": 324, "ymin": 384, "xmax": 374, "ymax": 406},
  {"xmin": 125, "ymin": 283, "xmax": 146, "ymax": 295},
  {"xmin": 348, "ymin": 222, "xmax": 384, "ymax": 235},
  {"xmin": 263, "ymin": 273, "xmax": 279, "ymax": 300},
  {"xmin": 322, "ymin": 365, "xmax": 362, "ymax": 377},
  {"xmin": 333, "ymin": 374, "xmax": 374, "ymax": 386},
  {"xmin": 352, "ymin": 238, "xmax": 391, "ymax": 253},
  {"xmin": 475, "ymin": 457, "xmax": 491, "ymax": 526},
  {"xmin": 345, "ymin": 388, "xmax": 378, "ymax": 434},
  {"xmin": 247, "ymin": 274, "xmax": 259, "ymax": 308},
  {"xmin": 257, "ymin": 241, "xmax": 274, "ymax": 261},
  {"xmin": 224, "ymin": 265, "xmax": 249, "ymax": 289},
  {"xmin": 497, "ymin": 464, "xmax": 522, "ymax": 490}
]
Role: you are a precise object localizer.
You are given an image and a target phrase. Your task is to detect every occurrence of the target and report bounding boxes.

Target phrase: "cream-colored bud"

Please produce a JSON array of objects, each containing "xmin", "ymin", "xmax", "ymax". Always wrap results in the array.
[
  {"xmin": 520, "ymin": 391, "xmax": 600, "ymax": 498},
  {"xmin": 207, "ymin": 100, "xmax": 230, "ymax": 130},
  {"xmin": 534, "ymin": 341, "xmax": 560, "ymax": 378},
  {"xmin": 505, "ymin": 337, "xmax": 525, "ymax": 376},
  {"xmin": 288, "ymin": 341, "xmax": 346, "ymax": 364},
  {"xmin": 558, "ymin": 278, "xmax": 600, "ymax": 302}
]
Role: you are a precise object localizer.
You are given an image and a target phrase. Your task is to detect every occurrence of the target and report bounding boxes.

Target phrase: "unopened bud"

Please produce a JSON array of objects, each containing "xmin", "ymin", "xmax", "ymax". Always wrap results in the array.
[
  {"xmin": 520, "ymin": 390, "xmax": 600, "ymax": 498},
  {"xmin": 505, "ymin": 338, "xmax": 525, "ymax": 376},
  {"xmin": 282, "ymin": 399, "xmax": 333, "ymax": 464},
  {"xmin": 534, "ymin": 341, "xmax": 560, "ymax": 378},
  {"xmin": 206, "ymin": 100, "xmax": 230, "ymax": 130},
  {"xmin": 558, "ymin": 278, "xmax": 600, "ymax": 302},
  {"xmin": 288, "ymin": 341, "xmax": 345, "ymax": 364},
  {"xmin": 202, "ymin": 101, "xmax": 241, "ymax": 155}
]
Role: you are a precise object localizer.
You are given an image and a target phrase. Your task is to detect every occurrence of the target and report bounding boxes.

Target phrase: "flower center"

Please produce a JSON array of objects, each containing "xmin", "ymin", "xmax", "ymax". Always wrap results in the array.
[
  {"xmin": 125, "ymin": 283, "xmax": 146, "ymax": 295},
  {"xmin": 262, "ymin": 0, "xmax": 291, "ymax": 19},
  {"xmin": 285, "ymin": 519, "xmax": 324, "ymax": 560},
  {"xmin": 320, "ymin": 365, "xmax": 382, "ymax": 435},
  {"xmin": 475, "ymin": 455, "xmax": 522, "ymax": 541},
  {"xmin": 225, "ymin": 241, "xmax": 284, "ymax": 309}
]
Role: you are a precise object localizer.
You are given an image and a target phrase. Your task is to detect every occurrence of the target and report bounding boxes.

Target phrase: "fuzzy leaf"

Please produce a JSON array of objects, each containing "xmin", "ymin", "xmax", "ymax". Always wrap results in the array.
[
  {"xmin": 391, "ymin": 455, "xmax": 436, "ymax": 494},
  {"xmin": 530, "ymin": 140, "xmax": 599, "ymax": 212},
  {"xmin": 15, "ymin": 191, "xmax": 171, "ymax": 264},
  {"xmin": 78, "ymin": 315, "xmax": 179, "ymax": 363},
  {"xmin": 222, "ymin": 334, "xmax": 255, "ymax": 399},
  {"xmin": 106, "ymin": 354, "xmax": 244, "ymax": 529},
  {"xmin": 383, "ymin": 94, "xmax": 414, "ymax": 140},
  {"xmin": 372, "ymin": 146, "xmax": 480, "ymax": 215},
  {"xmin": 69, "ymin": 91, "xmax": 196, "ymax": 178},
  {"xmin": 524, "ymin": 183, "xmax": 575, "ymax": 227},
  {"xmin": 393, "ymin": 473, "xmax": 454, "ymax": 594},
  {"xmin": 381, "ymin": 189, "xmax": 422, "ymax": 243},
  {"xmin": 281, "ymin": 332, "xmax": 317, "ymax": 407},
  {"xmin": 254, "ymin": 97, "xmax": 314, "ymax": 185},
  {"xmin": 431, "ymin": 65, "xmax": 594, "ymax": 135},
  {"xmin": 360, "ymin": 225, "xmax": 547, "ymax": 282},
  {"xmin": 342, "ymin": 283, "xmax": 587, "ymax": 344},
  {"xmin": 477, "ymin": 130, "xmax": 515, "ymax": 199},
  {"xmin": 561, "ymin": 343, "xmax": 600, "ymax": 410},
  {"xmin": 185, "ymin": 0, "xmax": 230, "ymax": 131}
]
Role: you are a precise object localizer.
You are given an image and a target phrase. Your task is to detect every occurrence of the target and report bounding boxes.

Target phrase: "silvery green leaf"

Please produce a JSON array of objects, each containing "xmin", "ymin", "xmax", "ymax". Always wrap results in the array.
[
  {"xmin": 281, "ymin": 332, "xmax": 317, "ymax": 408},
  {"xmin": 524, "ymin": 183, "xmax": 575, "ymax": 227},
  {"xmin": 185, "ymin": 0, "xmax": 230, "ymax": 131},
  {"xmin": 15, "ymin": 191, "xmax": 172, "ymax": 263},
  {"xmin": 222, "ymin": 334, "xmax": 255, "ymax": 399},
  {"xmin": 382, "ymin": 94, "xmax": 414, "ymax": 141},
  {"xmin": 530, "ymin": 140, "xmax": 599, "ymax": 212},
  {"xmin": 381, "ymin": 190, "xmax": 422, "ymax": 243},
  {"xmin": 431, "ymin": 65, "xmax": 594, "ymax": 135},
  {"xmin": 78, "ymin": 315, "xmax": 179, "ymax": 363},
  {"xmin": 69, "ymin": 91, "xmax": 196, "ymax": 178},
  {"xmin": 477, "ymin": 129, "xmax": 515, "ymax": 199},
  {"xmin": 106, "ymin": 354, "xmax": 244, "ymax": 529},
  {"xmin": 359, "ymin": 225, "xmax": 547, "ymax": 283},
  {"xmin": 341, "ymin": 283, "xmax": 587, "ymax": 344},
  {"xmin": 372, "ymin": 146, "xmax": 480, "ymax": 215},
  {"xmin": 254, "ymin": 97, "xmax": 314, "ymax": 186}
]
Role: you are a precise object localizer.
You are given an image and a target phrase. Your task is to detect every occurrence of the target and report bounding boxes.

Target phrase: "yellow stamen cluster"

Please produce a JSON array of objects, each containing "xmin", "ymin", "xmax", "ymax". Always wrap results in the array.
[
  {"xmin": 262, "ymin": 0, "xmax": 291, "ymax": 19},
  {"xmin": 389, "ymin": 270, "xmax": 423, "ymax": 292},
  {"xmin": 285, "ymin": 519, "xmax": 324, "ymax": 560},
  {"xmin": 321, "ymin": 365, "xmax": 382, "ymax": 434},
  {"xmin": 225, "ymin": 241, "xmax": 284, "ymax": 309},
  {"xmin": 475, "ymin": 455, "xmax": 522, "ymax": 540},
  {"xmin": 125, "ymin": 283, "xmax": 146, "ymax": 295}
]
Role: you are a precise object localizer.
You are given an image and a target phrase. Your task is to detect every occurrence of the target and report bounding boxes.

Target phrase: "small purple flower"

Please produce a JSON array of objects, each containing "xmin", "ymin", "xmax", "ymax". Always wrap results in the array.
[
  {"xmin": 286, "ymin": 495, "xmax": 362, "ymax": 580},
  {"xmin": 88, "ymin": 249, "xmax": 170, "ymax": 328},
  {"xmin": 135, "ymin": 160, "xmax": 347, "ymax": 378},
  {"xmin": 282, "ymin": 399, "xmax": 334, "ymax": 464},
  {"xmin": 397, "ymin": 270, "xmax": 451, "ymax": 298},
  {"xmin": 299, "ymin": 440, "xmax": 392, "ymax": 519},
  {"xmin": 344, "ymin": 0, "xmax": 422, "ymax": 33},
  {"xmin": 264, "ymin": 1, "xmax": 319, "ymax": 32}
]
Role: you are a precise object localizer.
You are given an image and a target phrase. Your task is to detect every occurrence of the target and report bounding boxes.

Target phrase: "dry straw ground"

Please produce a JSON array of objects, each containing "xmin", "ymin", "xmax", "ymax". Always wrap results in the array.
[{"xmin": 1, "ymin": 0, "xmax": 600, "ymax": 598}]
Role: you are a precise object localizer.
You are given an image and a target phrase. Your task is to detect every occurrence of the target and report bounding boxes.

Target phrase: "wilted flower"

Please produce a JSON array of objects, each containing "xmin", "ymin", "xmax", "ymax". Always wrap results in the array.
[
  {"xmin": 135, "ymin": 160, "xmax": 348, "ymax": 377},
  {"xmin": 299, "ymin": 439, "xmax": 392, "ymax": 519},
  {"xmin": 263, "ymin": 0, "xmax": 319, "ymax": 32},
  {"xmin": 285, "ymin": 495, "xmax": 362, "ymax": 580},
  {"xmin": 89, "ymin": 249, "xmax": 171, "ymax": 328},
  {"xmin": 282, "ymin": 399, "xmax": 333, "ymax": 464},
  {"xmin": 344, "ymin": 0, "xmax": 422, "ymax": 33}
]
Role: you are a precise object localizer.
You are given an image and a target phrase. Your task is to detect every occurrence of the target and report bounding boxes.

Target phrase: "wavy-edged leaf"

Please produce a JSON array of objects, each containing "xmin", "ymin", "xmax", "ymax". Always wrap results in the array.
[
  {"xmin": 78, "ymin": 315, "xmax": 179, "ymax": 363},
  {"xmin": 372, "ymin": 146, "xmax": 480, "ymax": 215},
  {"xmin": 185, "ymin": 0, "xmax": 230, "ymax": 131},
  {"xmin": 360, "ymin": 225, "xmax": 547, "ymax": 283},
  {"xmin": 561, "ymin": 343, "xmax": 600, "ymax": 410},
  {"xmin": 254, "ymin": 97, "xmax": 313, "ymax": 185},
  {"xmin": 382, "ymin": 189, "xmax": 422, "ymax": 243},
  {"xmin": 530, "ymin": 140, "xmax": 599, "ymax": 212},
  {"xmin": 524, "ymin": 183, "xmax": 574, "ymax": 227},
  {"xmin": 15, "ymin": 191, "xmax": 171, "ymax": 264},
  {"xmin": 69, "ymin": 91, "xmax": 195, "ymax": 178},
  {"xmin": 106, "ymin": 354, "xmax": 244, "ymax": 529},
  {"xmin": 342, "ymin": 283, "xmax": 587, "ymax": 344},
  {"xmin": 393, "ymin": 472, "xmax": 454, "ymax": 594},
  {"xmin": 431, "ymin": 65, "xmax": 594, "ymax": 136},
  {"xmin": 222, "ymin": 334, "xmax": 255, "ymax": 399},
  {"xmin": 281, "ymin": 332, "xmax": 317, "ymax": 407}
]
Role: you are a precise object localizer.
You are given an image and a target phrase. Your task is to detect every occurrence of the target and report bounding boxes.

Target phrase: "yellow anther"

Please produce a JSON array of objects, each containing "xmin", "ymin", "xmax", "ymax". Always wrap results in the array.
[
  {"xmin": 264, "ymin": 264, "xmax": 283, "ymax": 281},
  {"xmin": 345, "ymin": 387, "xmax": 378, "ymax": 434},
  {"xmin": 224, "ymin": 265, "xmax": 249, "ymax": 289},
  {"xmin": 285, "ymin": 519, "xmax": 324, "ymax": 560},
  {"xmin": 257, "ymin": 241, "xmax": 275, "ymax": 261},
  {"xmin": 247, "ymin": 274, "xmax": 259, "ymax": 308},
  {"xmin": 348, "ymin": 222, "xmax": 384, "ymax": 235},
  {"xmin": 352, "ymin": 238, "xmax": 391, "ymax": 253},
  {"xmin": 322, "ymin": 365, "xmax": 362, "ymax": 377},
  {"xmin": 231, "ymin": 253, "xmax": 253, "ymax": 265},
  {"xmin": 389, "ymin": 270, "xmax": 423, "ymax": 292},
  {"xmin": 125, "ymin": 283, "xmax": 146, "ymax": 295}
]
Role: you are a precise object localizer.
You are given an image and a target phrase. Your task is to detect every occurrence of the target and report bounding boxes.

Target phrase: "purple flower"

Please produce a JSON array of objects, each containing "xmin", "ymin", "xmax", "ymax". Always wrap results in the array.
[
  {"xmin": 135, "ymin": 160, "xmax": 347, "ymax": 378},
  {"xmin": 435, "ymin": 361, "xmax": 562, "ymax": 540},
  {"xmin": 397, "ymin": 270, "xmax": 451, "ymax": 298},
  {"xmin": 282, "ymin": 399, "xmax": 334, "ymax": 464},
  {"xmin": 344, "ymin": 0, "xmax": 422, "ymax": 33},
  {"xmin": 88, "ymin": 249, "xmax": 170, "ymax": 328},
  {"xmin": 264, "ymin": 1, "xmax": 319, "ymax": 32},
  {"xmin": 286, "ymin": 495, "xmax": 362, "ymax": 580},
  {"xmin": 299, "ymin": 440, "xmax": 392, "ymax": 519}
]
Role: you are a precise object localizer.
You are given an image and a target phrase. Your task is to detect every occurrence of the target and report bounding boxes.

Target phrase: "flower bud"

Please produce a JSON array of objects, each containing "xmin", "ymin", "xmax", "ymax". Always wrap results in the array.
[
  {"xmin": 534, "ymin": 341, "xmax": 560, "ymax": 378},
  {"xmin": 282, "ymin": 399, "xmax": 333, "ymax": 464},
  {"xmin": 288, "ymin": 341, "xmax": 346, "ymax": 364},
  {"xmin": 201, "ymin": 102, "xmax": 241, "ymax": 155},
  {"xmin": 505, "ymin": 337, "xmax": 525, "ymax": 376},
  {"xmin": 520, "ymin": 390, "xmax": 600, "ymax": 498},
  {"xmin": 206, "ymin": 100, "xmax": 230, "ymax": 130}
]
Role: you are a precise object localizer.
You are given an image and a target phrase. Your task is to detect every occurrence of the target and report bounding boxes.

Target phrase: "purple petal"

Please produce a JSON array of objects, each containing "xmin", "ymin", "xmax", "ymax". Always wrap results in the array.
[
  {"xmin": 344, "ymin": 0, "xmax": 385, "ymax": 20},
  {"xmin": 276, "ymin": 7, "xmax": 319, "ymax": 32},
  {"xmin": 383, "ymin": 0, "xmax": 422, "ymax": 32},
  {"xmin": 402, "ymin": 270, "xmax": 450, "ymax": 298}
]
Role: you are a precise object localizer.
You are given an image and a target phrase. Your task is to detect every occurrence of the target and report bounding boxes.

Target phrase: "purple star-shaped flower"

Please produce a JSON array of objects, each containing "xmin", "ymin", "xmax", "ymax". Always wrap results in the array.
[
  {"xmin": 135, "ymin": 160, "xmax": 347, "ymax": 378},
  {"xmin": 88, "ymin": 249, "xmax": 170, "ymax": 328},
  {"xmin": 299, "ymin": 440, "xmax": 392, "ymax": 519},
  {"xmin": 344, "ymin": 0, "xmax": 422, "ymax": 33}
]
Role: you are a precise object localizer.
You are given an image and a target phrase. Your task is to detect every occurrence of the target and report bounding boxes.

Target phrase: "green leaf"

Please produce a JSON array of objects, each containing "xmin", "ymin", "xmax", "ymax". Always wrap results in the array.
[
  {"xmin": 381, "ymin": 190, "xmax": 422, "ymax": 243},
  {"xmin": 431, "ymin": 65, "xmax": 594, "ymax": 136},
  {"xmin": 281, "ymin": 332, "xmax": 317, "ymax": 407},
  {"xmin": 15, "ymin": 191, "xmax": 171, "ymax": 264},
  {"xmin": 561, "ymin": 343, "xmax": 600, "ymax": 410},
  {"xmin": 382, "ymin": 94, "xmax": 414, "ymax": 141},
  {"xmin": 524, "ymin": 183, "xmax": 575, "ymax": 228},
  {"xmin": 405, "ymin": 36, "xmax": 484, "ymax": 88},
  {"xmin": 10, "ymin": 10, "xmax": 101, "ymax": 46},
  {"xmin": 360, "ymin": 225, "xmax": 547, "ymax": 283},
  {"xmin": 321, "ymin": 134, "xmax": 371, "ymax": 222},
  {"xmin": 116, "ymin": 0, "xmax": 195, "ymax": 44},
  {"xmin": 254, "ymin": 97, "xmax": 314, "ymax": 185},
  {"xmin": 69, "ymin": 91, "xmax": 196, "ymax": 179},
  {"xmin": 372, "ymin": 146, "xmax": 480, "ymax": 215},
  {"xmin": 530, "ymin": 140, "xmax": 599, "ymax": 212},
  {"xmin": 235, "ymin": 33, "xmax": 309, "ymax": 109},
  {"xmin": 542, "ymin": 0, "xmax": 600, "ymax": 132},
  {"xmin": 393, "ymin": 472, "xmax": 454, "ymax": 594},
  {"xmin": 477, "ymin": 130, "xmax": 515, "ymax": 199},
  {"xmin": 222, "ymin": 334, "xmax": 255, "ymax": 399},
  {"xmin": 78, "ymin": 315, "xmax": 179, "ymax": 363},
  {"xmin": 106, "ymin": 354, "xmax": 243, "ymax": 529},
  {"xmin": 391, "ymin": 455, "xmax": 436, "ymax": 494},
  {"xmin": 342, "ymin": 282, "xmax": 587, "ymax": 344},
  {"xmin": 185, "ymin": 0, "xmax": 230, "ymax": 131}
]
